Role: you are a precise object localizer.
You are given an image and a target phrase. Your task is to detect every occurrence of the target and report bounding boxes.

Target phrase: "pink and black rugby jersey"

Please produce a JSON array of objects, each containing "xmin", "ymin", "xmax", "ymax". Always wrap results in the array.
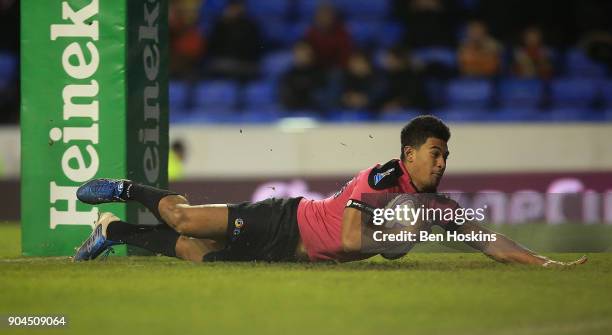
[{"xmin": 296, "ymin": 159, "xmax": 417, "ymax": 261}]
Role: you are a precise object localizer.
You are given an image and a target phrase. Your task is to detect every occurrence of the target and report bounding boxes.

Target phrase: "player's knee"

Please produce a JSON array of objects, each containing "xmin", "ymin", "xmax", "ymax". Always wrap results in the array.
[
  {"xmin": 166, "ymin": 206, "xmax": 191, "ymax": 234},
  {"xmin": 159, "ymin": 195, "xmax": 188, "ymax": 215}
]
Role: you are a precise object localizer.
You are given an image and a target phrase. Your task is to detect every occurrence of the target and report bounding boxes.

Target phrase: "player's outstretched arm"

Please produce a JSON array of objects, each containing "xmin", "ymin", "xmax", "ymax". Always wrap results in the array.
[{"xmin": 454, "ymin": 222, "xmax": 587, "ymax": 267}]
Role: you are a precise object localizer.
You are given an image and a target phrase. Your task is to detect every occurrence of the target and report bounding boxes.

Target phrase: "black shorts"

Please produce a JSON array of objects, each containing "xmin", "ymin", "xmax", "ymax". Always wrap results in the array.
[{"xmin": 202, "ymin": 197, "xmax": 303, "ymax": 262}]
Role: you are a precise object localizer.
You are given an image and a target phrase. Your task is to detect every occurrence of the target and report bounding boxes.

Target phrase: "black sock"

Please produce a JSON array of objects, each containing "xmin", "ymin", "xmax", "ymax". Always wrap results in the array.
[
  {"xmin": 106, "ymin": 220, "xmax": 179, "ymax": 257},
  {"xmin": 121, "ymin": 181, "xmax": 179, "ymax": 221}
]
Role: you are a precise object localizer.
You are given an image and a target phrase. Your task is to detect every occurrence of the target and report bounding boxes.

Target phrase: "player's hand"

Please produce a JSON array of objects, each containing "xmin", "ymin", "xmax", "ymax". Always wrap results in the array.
[{"xmin": 542, "ymin": 255, "xmax": 588, "ymax": 268}]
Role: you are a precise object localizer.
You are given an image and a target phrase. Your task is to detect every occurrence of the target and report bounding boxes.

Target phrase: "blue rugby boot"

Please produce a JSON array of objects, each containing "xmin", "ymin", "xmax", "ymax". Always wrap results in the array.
[
  {"xmin": 73, "ymin": 212, "xmax": 122, "ymax": 262},
  {"xmin": 76, "ymin": 178, "xmax": 128, "ymax": 204}
]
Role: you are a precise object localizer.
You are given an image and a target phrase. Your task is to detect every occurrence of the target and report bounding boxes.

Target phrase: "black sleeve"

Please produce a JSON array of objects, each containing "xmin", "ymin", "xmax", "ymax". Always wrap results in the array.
[
  {"xmin": 345, "ymin": 199, "xmax": 376, "ymax": 215},
  {"xmin": 367, "ymin": 159, "xmax": 403, "ymax": 190}
]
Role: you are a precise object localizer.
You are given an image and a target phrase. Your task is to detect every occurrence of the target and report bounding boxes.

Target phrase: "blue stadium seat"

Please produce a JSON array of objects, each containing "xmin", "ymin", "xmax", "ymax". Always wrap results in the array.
[
  {"xmin": 241, "ymin": 108, "xmax": 285, "ymax": 123},
  {"xmin": 547, "ymin": 108, "xmax": 603, "ymax": 122},
  {"xmin": 565, "ymin": 48, "xmax": 608, "ymax": 78},
  {"xmin": 200, "ymin": 0, "xmax": 227, "ymax": 16},
  {"xmin": 296, "ymin": 0, "xmax": 318, "ymax": 21},
  {"xmin": 297, "ymin": 0, "xmax": 388, "ymax": 21},
  {"xmin": 347, "ymin": 21, "xmax": 380, "ymax": 48},
  {"xmin": 193, "ymin": 81, "xmax": 238, "ymax": 110},
  {"xmin": 550, "ymin": 78, "xmax": 599, "ymax": 108},
  {"xmin": 327, "ymin": 109, "xmax": 374, "ymax": 122},
  {"xmin": 372, "ymin": 48, "xmax": 387, "ymax": 70},
  {"xmin": 412, "ymin": 47, "xmax": 457, "ymax": 69},
  {"xmin": 433, "ymin": 108, "xmax": 490, "ymax": 122},
  {"xmin": 377, "ymin": 22, "xmax": 405, "ymax": 48},
  {"xmin": 288, "ymin": 21, "xmax": 310, "ymax": 43},
  {"xmin": 446, "ymin": 79, "xmax": 493, "ymax": 108},
  {"xmin": 169, "ymin": 81, "xmax": 189, "ymax": 110},
  {"xmin": 170, "ymin": 108, "xmax": 240, "ymax": 124},
  {"xmin": 245, "ymin": 80, "xmax": 277, "ymax": 108},
  {"xmin": 184, "ymin": 109, "xmax": 241, "ymax": 124},
  {"xmin": 490, "ymin": 108, "xmax": 548, "ymax": 122},
  {"xmin": 257, "ymin": 19, "xmax": 288, "ymax": 46},
  {"xmin": 258, "ymin": 20, "xmax": 307, "ymax": 47},
  {"xmin": 604, "ymin": 109, "xmax": 612, "ymax": 121},
  {"xmin": 246, "ymin": 0, "xmax": 290, "ymax": 20},
  {"xmin": 601, "ymin": 80, "xmax": 612, "ymax": 108},
  {"xmin": 335, "ymin": 0, "xmax": 389, "ymax": 20},
  {"xmin": 379, "ymin": 110, "xmax": 422, "ymax": 122},
  {"xmin": 498, "ymin": 79, "xmax": 544, "ymax": 108},
  {"xmin": 262, "ymin": 51, "xmax": 294, "ymax": 79},
  {"xmin": 169, "ymin": 109, "xmax": 192, "ymax": 124},
  {"xmin": 425, "ymin": 79, "xmax": 447, "ymax": 108},
  {"xmin": 0, "ymin": 52, "xmax": 17, "ymax": 89},
  {"xmin": 198, "ymin": 0, "xmax": 228, "ymax": 32}
]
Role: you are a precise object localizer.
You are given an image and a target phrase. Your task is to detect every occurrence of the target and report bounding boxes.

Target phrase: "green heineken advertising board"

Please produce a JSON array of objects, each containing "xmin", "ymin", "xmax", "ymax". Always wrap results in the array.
[{"xmin": 21, "ymin": 0, "xmax": 169, "ymax": 256}]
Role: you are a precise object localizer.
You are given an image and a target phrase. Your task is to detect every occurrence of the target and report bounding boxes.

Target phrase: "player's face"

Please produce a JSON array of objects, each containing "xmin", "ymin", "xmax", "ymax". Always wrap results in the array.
[{"xmin": 407, "ymin": 137, "xmax": 449, "ymax": 192}]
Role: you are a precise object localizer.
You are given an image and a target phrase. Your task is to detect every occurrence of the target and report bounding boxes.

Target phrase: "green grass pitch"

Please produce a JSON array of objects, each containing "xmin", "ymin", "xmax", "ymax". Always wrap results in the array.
[{"xmin": 1, "ymin": 222, "xmax": 611, "ymax": 335}]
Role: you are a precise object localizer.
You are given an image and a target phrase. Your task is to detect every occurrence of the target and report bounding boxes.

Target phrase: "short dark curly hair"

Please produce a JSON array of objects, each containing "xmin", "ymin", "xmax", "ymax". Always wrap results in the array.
[{"xmin": 400, "ymin": 115, "xmax": 450, "ymax": 159}]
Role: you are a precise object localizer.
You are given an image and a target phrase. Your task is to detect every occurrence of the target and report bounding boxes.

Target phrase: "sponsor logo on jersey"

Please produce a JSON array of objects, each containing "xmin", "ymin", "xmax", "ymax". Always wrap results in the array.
[
  {"xmin": 232, "ymin": 218, "xmax": 244, "ymax": 241},
  {"xmin": 234, "ymin": 218, "xmax": 244, "ymax": 229},
  {"xmin": 374, "ymin": 168, "xmax": 395, "ymax": 186}
]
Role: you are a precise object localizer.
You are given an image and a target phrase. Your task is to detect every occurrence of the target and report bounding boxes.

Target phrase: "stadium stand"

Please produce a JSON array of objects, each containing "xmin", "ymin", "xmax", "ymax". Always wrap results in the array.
[
  {"xmin": 446, "ymin": 79, "xmax": 494, "ymax": 109},
  {"xmin": 327, "ymin": 109, "xmax": 374, "ymax": 122},
  {"xmin": 0, "ymin": 52, "xmax": 17, "ymax": 89},
  {"xmin": 602, "ymin": 80, "xmax": 612, "ymax": 108},
  {"xmin": 1, "ymin": 0, "xmax": 610, "ymax": 125},
  {"xmin": 498, "ymin": 79, "xmax": 544, "ymax": 108},
  {"xmin": 244, "ymin": 80, "xmax": 278, "ymax": 109},
  {"xmin": 245, "ymin": 0, "xmax": 291, "ymax": 20},
  {"xmin": 261, "ymin": 51, "xmax": 295, "ymax": 80},
  {"xmin": 193, "ymin": 80, "xmax": 239, "ymax": 110},
  {"xmin": 565, "ymin": 48, "xmax": 609, "ymax": 78},
  {"xmin": 7, "ymin": 0, "xmax": 606, "ymax": 125},
  {"xmin": 412, "ymin": 47, "xmax": 457, "ymax": 69},
  {"xmin": 2, "ymin": 0, "xmax": 608, "ymax": 125},
  {"xmin": 169, "ymin": 81, "xmax": 190, "ymax": 110},
  {"xmin": 550, "ymin": 78, "xmax": 599, "ymax": 108},
  {"xmin": 167, "ymin": 0, "xmax": 610, "ymax": 124}
]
